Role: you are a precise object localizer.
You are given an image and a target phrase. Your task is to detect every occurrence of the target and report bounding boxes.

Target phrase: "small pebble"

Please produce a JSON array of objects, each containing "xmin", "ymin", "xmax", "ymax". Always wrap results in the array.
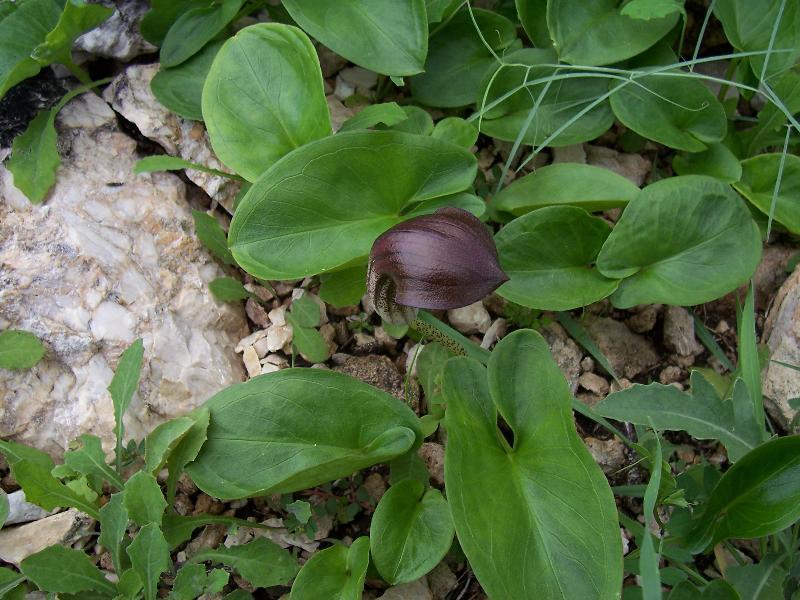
[
  {"xmin": 242, "ymin": 346, "xmax": 261, "ymax": 378},
  {"xmin": 268, "ymin": 305, "xmax": 287, "ymax": 326},
  {"xmin": 235, "ymin": 329, "xmax": 267, "ymax": 352},
  {"xmin": 580, "ymin": 356, "xmax": 595, "ymax": 372},
  {"xmin": 578, "ymin": 372, "xmax": 610, "ymax": 396},
  {"xmin": 447, "ymin": 301, "xmax": 491, "ymax": 334}
]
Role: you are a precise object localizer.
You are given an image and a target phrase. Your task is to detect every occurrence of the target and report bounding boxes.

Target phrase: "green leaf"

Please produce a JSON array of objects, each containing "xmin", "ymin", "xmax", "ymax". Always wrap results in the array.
[
  {"xmin": 495, "ymin": 206, "xmax": 620, "ymax": 310},
  {"xmin": 431, "ymin": 117, "xmax": 478, "ymax": 149},
  {"xmin": 383, "ymin": 105, "xmax": 433, "ymax": 136},
  {"xmin": 621, "ymin": 0, "xmax": 685, "ymax": 20},
  {"xmin": 443, "ymin": 329, "xmax": 622, "ymax": 598},
  {"xmin": 189, "ymin": 538, "xmax": 298, "ymax": 589},
  {"xmin": 191, "ymin": 210, "xmax": 235, "ymax": 265},
  {"xmin": 99, "ymin": 491, "xmax": 129, "ymax": 575},
  {"xmin": 388, "ymin": 450, "xmax": 430, "ymax": 486},
  {"xmin": 516, "ymin": 0, "xmax": 553, "ymax": 48},
  {"xmin": 134, "ymin": 154, "xmax": 240, "ymax": 181},
  {"xmin": 596, "ymin": 372, "xmax": 761, "ymax": 462},
  {"xmin": 687, "ymin": 435, "xmax": 800, "ymax": 552},
  {"xmin": 339, "ymin": 102, "xmax": 409, "ymax": 132},
  {"xmin": 490, "ymin": 163, "xmax": 640, "ymax": 218},
  {"xmin": 319, "ymin": 266, "xmax": 367, "ymax": 308},
  {"xmin": 0, "ymin": 567, "xmax": 25, "ymax": 596},
  {"xmin": 127, "ymin": 523, "xmax": 170, "ymax": 600},
  {"xmin": 171, "ymin": 564, "xmax": 229, "ymax": 600},
  {"xmin": 20, "ymin": 545, "xmax": 116, "ymax": 595},
  {"xmin": 6, "ymin": 109, "xmax": 59, "ymax": 203},
  {"xmin": 426, "ymin": 0, "xmax": 461, "ymax": 23},
  {"xmin": 734, "ymin": 154, "xmax": 800, "ymax": 234},
  {"xmin": 282, "ymin": 0, "xmax": 428, "ymax": 76},
  {"xmin": 287, "ymin": 318, "xmax": 331, "ymax": 364},
  {"xmin": 123, "ymin": 471, "xmax": 167, "ymax": 526},
  {"xmin": 151, "ymin": 40, "xmax": 221, "ymax": 121},
  {"xmin": 0, "ymin": 0, "xmax": 65, "ymax": 99},
  {"xmin": 290, "ymin": 295, "xmax": 321, "ymax": 328},
  {"xmin": 597, "ymin": 176, "xmax": 761, "ymax": 308},
  {"xmin": 109, "ymin": 338, "xmax": 144, "ymax": 471},
  {"xmin": 286, "ymin": 500, "xmax": 312, "ymax": 524},
  {"xmin": 640, "ymin": 431, "xmax": 663, "ymax": 600},
  {"xmin": 139, "ymin": 0, "xmax": 196, "ymax": 46},
  {"xmin": 370, "ymin": 479, "xmax": 454, "ymax": 585},
  {"xmin": 64, "ymin": 434, "xmax": 124, "ymax": 490},
  {"xmin": 416, "ymin": 342, "xmax": 453, "ymax": 402},
  {"xmin": 289, "ymin": 537, "xmax": 370, "ymax": 600},
  {"xmin": 610, "ymin": 75, "xmax": 727, "ymax": 151},
  {"xmin": 117, "ymin": 568, "xmax": 143, "ymax": 599},
  {"xmin": 31, "ymin": 0, "xmax": 112, "ymax": 66},
  {"xmin": 144, "ymin": 417, "xmax": 195, "ymax": 474},
  {"xmin": 202, "ymin": 23, "xmax": 331, "ymax": 182},
  {"xmin": 209, "ymin": 277, "xmax": 251, "ymax": 302},
  {"xmin": 0, "ymin": 440, "xmax": 99, "ymax": 519},
  {"xmin": 165, "ymin": 407, "xmax": 209, "ymax": 505},
  {"xmin": 714, "ymin": 0, "xmax": 800, "ymax": 80},
  {"xmin": 478, "ymin": 48, "xmax": 615, "ymax": 147},
  {"xmin": 186, "ymin": 369, "xmax": 421, "ymax": 499},
  {"xmin": 548, "ymin": 0, "xmax": 679, "ymax": 66},
  {"xmin": 160, "ymin": 0, "xmax": 243, "ymax": 67},
  {"xmin": 726, "ymin": 554, "xmax": 787, "ymax": 600},
  {"xmin": 668, "ymin": 579, "xmax": 741, "ymax": 599},
  {"xmin": 738, "ymin": 283, "xmax": 766, "ymax": 440},
  {"xmin": 0, "ymin": 330, "xmax": 45, "ymax": 369},
  {"xmin": 161, "ymin": 513, "xmax": 266, "ymax": 549},
  {"xmin": 0, "ymin": 490, "xmax": 8, "ymax": 529},
  {"xmin": 228, "ymin": 130, "xmax": 476, "ymax": 280},
  {"xmin": 672, "ymin": 143, "xmax": 742, "ymax": 183},
  {"xmin": 410, "ymin": 8, "xmax": 517, "ymax": 108},
  {"xmin": 743, "ymin": 71, "xmax": 800, "ymax": 155}
]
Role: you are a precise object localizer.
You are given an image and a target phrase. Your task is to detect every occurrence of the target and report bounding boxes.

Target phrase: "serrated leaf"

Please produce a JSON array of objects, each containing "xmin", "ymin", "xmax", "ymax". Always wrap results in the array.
[
  {"xmin": 596, "ymin": 372, "xmax": 761, "ymax": 461},
  {"xmin": 290, "ymin": 537, "xmax": 369, "ymax": 599},
  {"xmin": 124, "ymin": 471, "xmax": 167, "ymax": 527},
  {"xmin": 171, "ymin": 563, "xmax": 230, "ymax": 600},
  {"xmin": 127, "ymin": 523, "xmax": 170, "ymax": 600},
  {"xmin": 0, "ymin": 330, "xmax": 45, "ymax": 369},
  {"xmin": 99, "ymin": 491, "xmax": 129, "ymax": 575},
  {"xmin": 64, "ymin": 434, "xmax": 124, "ymax": 490},
  {"xmin": 189, "ymin": 538, "xmax": 298, "ymax": 589},
  {"xmin": 20, "ymin": 545, "xmax": 116, "ymax": 595}
]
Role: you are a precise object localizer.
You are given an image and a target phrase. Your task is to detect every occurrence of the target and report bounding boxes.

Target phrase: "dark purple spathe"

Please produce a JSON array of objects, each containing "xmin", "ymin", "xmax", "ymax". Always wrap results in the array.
[{"xmin": 367, "ymin": 207, "xmax": 509, "ymax": 323}]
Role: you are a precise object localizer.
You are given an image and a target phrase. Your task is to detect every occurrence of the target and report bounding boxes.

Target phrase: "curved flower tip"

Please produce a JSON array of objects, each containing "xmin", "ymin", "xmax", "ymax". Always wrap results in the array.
[{"xmin": 368, "ymin": 207, "xmax": 509, "ymax": 325}]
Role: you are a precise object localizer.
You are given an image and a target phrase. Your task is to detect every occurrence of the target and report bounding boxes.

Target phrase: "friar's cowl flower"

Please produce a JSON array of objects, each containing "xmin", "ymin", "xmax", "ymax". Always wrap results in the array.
[{"xmin": 367, "ymin": 207, "xmax": 509, "ymax": 325}]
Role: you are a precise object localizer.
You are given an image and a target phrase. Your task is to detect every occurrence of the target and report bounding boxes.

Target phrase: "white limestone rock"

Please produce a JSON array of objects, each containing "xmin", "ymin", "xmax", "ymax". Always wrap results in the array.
[
  {"xmin": 0, "ymin": 509, "xmax": 95, "ymax": 566},
  {"xmin": 74, "ymin": 0, "xmax": 156, "ymax": 61},
  {"xmin": 447, "ymin": 301, "xmax": 491, "ymax": 334},
  {"xmin": 103, "ymin": 64, "xmax": 240, "ymax": 212},
  {"xmin": 0, "ymin": 93, "xmax": 246, "ymax": 457}
]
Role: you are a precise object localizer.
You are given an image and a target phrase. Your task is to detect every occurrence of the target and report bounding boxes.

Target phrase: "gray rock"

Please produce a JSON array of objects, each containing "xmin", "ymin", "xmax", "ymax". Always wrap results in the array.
[
  {"xmin": 586, "ymin": 317, "xmax": 659, "ymax": 379},
  {"xmin": 447, "ymin": 301, "xmax": 491, "ymax": 335},
  {"xmin": 427, "ymin": 562, "xmax": 458, "ymax": 600},
  {"xmin": 762, "ymin": 266, "xmax": 800, "ymax": 431},
  {"xmin": 585, "ymin": 144, "xmax": 651, "ymax": 187},
  {"xmin": 418, "ymin": 442, "xmax": 445, "ymax": 486},
  {"xmin": 333, "ymin": 355, "xmax": 417, "ymax": 406},
  {"xmin": 379, "ymin": 577, "xmax": 433, "ymax": 600},
  {"xmin": 3, "ymin": 490, "xmax": 53, "ymax": 526},
  {"xmin": 103, "ymin": 64, "xmax": 241, "ymax": 212},
  {"xmin": 74, "ymin": 0, "xmax": 156, "ymax": 61},
  {"xmin": 541, "ymin": 323, "xmax": 583, "ymax": 393},
  {"xmin": 327, "ymin": 95, "xmax": 355, "ymax": 132},
  {"xmin": 663, "ymin": 306, "xmax": 703, "ymax": 356},
  {"xmin": 584, "ymin": 436, "xmax": 626, "ymax": 476},
  {"xmin": 552, "ymin": 144, "xmax": 586, "ymax": 164},
  {"xmin": 0, "ymin": 509, "xmax": 95, "ymax": 566},
  {"xmin": 0, "ymin": 93, "xmax": 246, "ymax": 456}
]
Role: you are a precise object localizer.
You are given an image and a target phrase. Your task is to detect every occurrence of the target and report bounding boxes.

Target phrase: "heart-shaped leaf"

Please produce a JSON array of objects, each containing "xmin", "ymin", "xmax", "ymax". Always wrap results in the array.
[
  {"xmin": 282, "ymin": 0, "xmax": 428, "ymax": 76},
  {"xmin": 202, "ymin": 23, "xmax": 331, "ymax": 181},
  {"xmin": 444, "ymin": 329, "xmax": 622, "ymax": 599},
  {"xmin": 610, "ymin": 75, "xmax": 727, "ymax": 151},
  {"xmin": 548, "ymin": 0, "xmax": 679, "ymax": 66},
  {"xmin": 186, "ymin": 369, "xmax": 421, "ymax": 499},
  {"xmin": 370, "ymin": 479, "xmax": 454, "ymax": 585},
  {"xmin": 478, "ymin": 48, "xmax": 615, "ymax": 147},
  {"xmin": 489, "ymin": 163, "xmax": 640, "ymax": 217},
  {"xmin": 290, "ymin": 537, "xmax": 370, "ymax": 600},
  {"xmin": 410, "ymin": 8, "xmax": 517, "ymax": 108},
  {"xmin": 734, "ymin": 153, "xmax": 800, "ymax": 234},
  {"xmin": 597, "ymin": 175, "xmax": 761, "ymax": 308},
  {"xmin": 495, "ymin": 206, "xmax": 620, "ymax": 310},
  {"xmin": 228, "ymin": 130, "xmax": 476, "ymax": 280}
]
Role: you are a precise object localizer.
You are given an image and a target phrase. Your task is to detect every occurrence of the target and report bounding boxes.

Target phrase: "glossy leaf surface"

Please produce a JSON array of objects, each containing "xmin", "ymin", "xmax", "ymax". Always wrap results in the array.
[
  {"xmin": 202, "ymin": 23, "xmax": 331, "ymax": 181},
  {"xmin": 444, "ymin": 330, "xmax": 622, "ymax": 599},
  {"xmin": 495, "ymin": 206, "xmax": 619, "ymax": 310},
  {"xmin": 290, "ymin": 537, "xmax": 370, "ymax": 600},
  {"xmin": 597, "ymin": 176, "xmax": 761, "ymax": 308},
  {"xmin": 282, "ymin": 0, "xmax": 427, "ymax": 76},
  {"xmin": 490, "ymin": 163, "xmax": 639, "ymax": 217},
  {"xmin": 370, "ymin": 479, "xmax": 454, "ymax": 584},
  {"xmin": 187, "ymin": 369, "xmax": 421, "ymax": 499},
  {"xmin": 228, "ymin": 130, "xmax": 476, "ymax": 280}
]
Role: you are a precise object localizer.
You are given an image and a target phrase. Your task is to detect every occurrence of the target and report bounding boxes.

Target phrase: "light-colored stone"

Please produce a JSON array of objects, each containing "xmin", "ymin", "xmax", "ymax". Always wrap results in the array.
[
  {"xmin": 447, "ymin": 301, "xmax": 491, "ymax": 335},
  {"xmin": 103, "ymin": 64, "xmax": 241, "ymax": 212},
  {"xmin": 552, "ymin": 144, "xmax": 587, "ymax": 164},
  {"xmin": 3, "ymin": 490, "xmax": 52, "ymax": 526},
  {"xmin": 663, "ymin": 306, "xmax": 702, "ymax": 356},
  {"xmin": 266, "ymin": 324, "xmax": 293, "ymax": 353},
  {"xmin": 0, "ymin": 93, "xmax": 246, "ymax": 456},
  {"xmin": 659, "ymin": 365, "xmax": 684, "ymax": 385},
  {"xmin": 626, "ymin": 305, "xmax": 659, "ymax": 333},
  {"xmin": 235, "ymin": 329, "xmax": 268, "ymax": 352},
  {"xmin": 268, "ymin": 305, "xmax": 287, "ymax": 327},
  {"xmin": 339, "ymin": 66, "xmax": 379, "ymax": 91},
  {"xmin": 327, "ymin": 95, "xmax": 355, "ymax": 132},
  {"xmin": 541, "ymin": 322, "xmax": 583, "ymax": 393},
  {"xmin": 762, "ymin": 266, "xmax": 800, "ymax": 431},
  {"xmin": 584, "ymin": 437, "xmax": 626, "ymax": 476},
  {"xmin": 427, "ymin": 562, "xmax": 458, "ymax": 600},
  {"xmin": 333, "ymin": 76, "xmax": 356, "ymax": 101},
  {"xmin": 75, "ymin": 0, "xmax": 156, "ymax": 61},
  {"xmin": 0, "ymin": 509, "xmax": 95, "ymax": 566},
  {"xmin": 363, "ymin": 472, "xmax": 387, "ymax": 501},
  {"xmin": 418, "ymin": 442, "xmax": 444, "ymax": 486},
  {"xmin": 253, "ymin": 336, "xmax": 270, "ymax": 358},
  {"xmin": 480, "ymin": 317, "xmax": 507, "ymax": 349},
  {"xmin": 256, "ymin": 515, "xmax": 332, "ymax": 553},
  {"xmin": 316, "ymin": 45, "xmax": 348, "ymax": 78},
  {"xmin": 585, "ymin": 144, "xmax": 650, "ymax": 187},
  {"xmin": 379, "ymin": 577, "xmax": 433, "ymax": 600},
  {"xmin": 242, "ymin": 346, "xmax": 261, "ymax": 378},
  {"xmin": 586, "ymin": 317, "xmax": 659, "ymax": 379},
  {"xmin": 578, "ymin": 372, "xmax": 609, "ymax": 396}
]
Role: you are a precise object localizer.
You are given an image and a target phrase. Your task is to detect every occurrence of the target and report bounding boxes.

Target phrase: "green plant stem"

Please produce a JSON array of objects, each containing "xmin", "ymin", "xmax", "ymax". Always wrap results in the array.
[{"xmin": 62, "ymin": 57, "xmax": 92, "ymax": 87}]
